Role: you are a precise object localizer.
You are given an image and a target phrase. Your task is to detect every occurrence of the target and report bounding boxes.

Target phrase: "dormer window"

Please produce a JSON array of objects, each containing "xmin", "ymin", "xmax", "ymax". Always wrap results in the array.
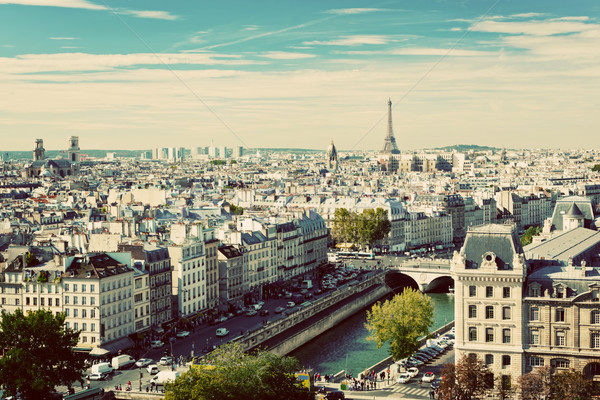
[
  {"xmin": 592, "ymin": 288, "xmax": 599, "ymax": 302},
  {"xmin": 529, "ymin": 283, "xmax": 541, "ymax": 297},
  {"xmin": 556, "ymin": 286, "xmax": 565, "ymax": 299}
]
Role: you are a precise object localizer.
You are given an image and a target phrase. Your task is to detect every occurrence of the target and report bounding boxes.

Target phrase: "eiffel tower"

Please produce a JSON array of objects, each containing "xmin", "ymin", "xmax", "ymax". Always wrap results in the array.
[{"xmin": 381, "ymin": 99, "xmax": 400, "ymax": 154}]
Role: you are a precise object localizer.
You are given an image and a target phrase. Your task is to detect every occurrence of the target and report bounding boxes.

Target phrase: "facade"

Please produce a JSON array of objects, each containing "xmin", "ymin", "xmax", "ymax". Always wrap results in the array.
[
  {"xmin": 168, "ymin": 239, "xmax": 207, "ymax": 318},
  {"xmin": 24, "ymin": 137, "xmax": 79, "ymax": 178},
  {"xmin": 132, "ymin": 266, "xmax": 151, "ymax": 334},
  {"xmin": 217, "ymin": 244, "xmax": 244, "ymax": 311},
  {"xmin": 204, "ymin": 229, "xmax": 220, "ymax": 313}
]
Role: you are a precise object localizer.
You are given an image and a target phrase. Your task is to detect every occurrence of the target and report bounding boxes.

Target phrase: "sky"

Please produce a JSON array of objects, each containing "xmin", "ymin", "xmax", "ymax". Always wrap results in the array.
[{"xmin": 1, "ymin": 0, "xmax": 599, "ymax": 151}]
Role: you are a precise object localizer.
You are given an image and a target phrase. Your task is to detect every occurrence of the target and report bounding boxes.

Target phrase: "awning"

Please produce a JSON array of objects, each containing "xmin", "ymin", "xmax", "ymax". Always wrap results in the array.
[
  {"xmin": 89, "ymin": 347, "xmax": 110, "ymax": 356},
  {"xmin": 101, "ymin": 337, "xmax": 135, "ymax": 354},
  {"xmin": 73, "ymin": 346, "xmax": 93, "ymax": 353}
]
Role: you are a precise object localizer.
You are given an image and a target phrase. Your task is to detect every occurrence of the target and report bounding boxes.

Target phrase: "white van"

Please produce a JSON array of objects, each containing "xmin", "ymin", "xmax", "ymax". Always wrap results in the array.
[
  {"xmin": 91, "ymin": 362, "xmax": 114, "ymax": 376},
  {"xmin": 150, "ymin": 370, "xmax": 181, "ymax": 386},
  {"xmin": 111, "ymin": 354, "xmax": 135, "ymax": 370}
]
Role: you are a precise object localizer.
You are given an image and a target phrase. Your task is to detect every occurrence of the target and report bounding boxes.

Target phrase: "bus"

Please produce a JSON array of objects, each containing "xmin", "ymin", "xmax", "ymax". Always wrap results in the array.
[
  {"xmin": 337, "ymin": 251, "xmax": 358, "ymax": 259},
  {"xmin": 295, "ymin": 372, "xmax": 313, "ymax": 390},
  {"xmin": 357, "ymin": 252, "xmax": 375, "ymax": 260}
]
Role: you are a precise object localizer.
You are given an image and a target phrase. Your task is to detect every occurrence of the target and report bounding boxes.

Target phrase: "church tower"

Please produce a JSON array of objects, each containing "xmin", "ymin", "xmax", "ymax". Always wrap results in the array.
[
  {"xmin": 381, "ymin": 99, "xmax": 399, "ymax": 154},
  {"xmin": 68, "ymin": 136, "xmax": 80, "ymax": 175},
  {"xmin": 326, "ymin": 139, "xmax": 339, "ymax": 172},
  {"xmin": 33, "ymin": 139, "xmax": 45, "ymax": 161}
]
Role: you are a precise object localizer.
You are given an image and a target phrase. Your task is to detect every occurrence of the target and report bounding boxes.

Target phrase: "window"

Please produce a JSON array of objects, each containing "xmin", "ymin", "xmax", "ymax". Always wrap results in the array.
[
  {"xmin": 73, "ymin": 296, "xmax": 78, "ymax": 305},
  {"xmin": 91, "ymin": 309, "xmax": 95, "ymax": 318},
  {"xmin": 556, "ymin": 331, "xmax": 566, "ymax": 346},
  {"xmin": 530, "ymin": 307, "xmax": 539, "ymax": 321},
  {"xmin": 502, "ymin": 355, "xmax": 511, "ymax": 367},
  {"xmin": 469, "ymin": 286, "xmax": 476, "ymax": 297},
  {"xmin": 553, "ymin": 359, "xmax": 570, "ymax": 369},
  {"xmin": 74, "ymin": 322, "xmax": 78, "ymax": 330},
  {"xmin": 40, "ymin": 298, "xmax": 44, "ymax": 307},
  {"xmin": 503, "ymin": 287, "xmax": 510, "ymax": 298},
  {"xmin": 486, "ymin": 286, "xmax": 493, "ymax": 298},
  {"xmin": 55, "ymin": 298, "xmax": 60, "ymax": 307},
  {"xmin": 556, "ymin": 308, "xmax": 565, "ymax": 322},
  {"xmin": 65, "ymin": 308, "xmax": 69, "ymax": 317},
  {"xmin": 486, "ymin": 328, "xmax": 494, "ymax": 342},
  {"xmin": 531, "ymin": 329, "xmax": 540, "ymax": 345},
  {"xmin": 469, "ymin": 305, "xmax": 477, "ymax": 318},
  {"xmin": 592, "ymin": 311, "xmax": 600, "ymax": 324},
  {"xmin": 91, "ymin": 323, "xmax": 95, "ymax": 332},
  {"xmin": 64, "ymin": 284, "xmax": 69, "ymax": 292},
  {"xmin": 65, "ymin": 296, "xmax": 69, "ymax": 305},
  {"xmin": 503, "ymin": 329, "xmax": 511, "ymax": 344},
  {"xmin": 73, "ymin": 309, "xmax": 78, "ymax": 318},
  {"xmin": 528, "ymin": 356, "xmax": 544, "ymax": 367},
  {"xmin": 592, "ymin": 333, "xmax": 600, "ymax": 349},
  {"xmin": 82, "ymin": 323, "xmax": 87, "ymax": 331},
  {"xmin": 90, "ymin": 285, "xmax": 95, "ymax": 292},
  {"xmin": 73, "ymin": 284, "xmax": 78, "ymax": 292},
  {"xmin": 486, "ymin": 306, "xmax": 494, "ymax": 319},
  {"xmin": 485, "ymin": 354, "xmax": 494, "ymax": 365},
  {"xmin": 469, "ymin": 327, "xmax": 477, "ymax": 341},
  {"xmin": 82, "ymin": 284, "xmax": 86, "ymax": 292},
  {"xmin": 502, "ymin": 306, "xmax": 511, "ymax": 320},
  {"xmin": 556, "ymin": 286, "xmax": 564, "ymax": 298}
]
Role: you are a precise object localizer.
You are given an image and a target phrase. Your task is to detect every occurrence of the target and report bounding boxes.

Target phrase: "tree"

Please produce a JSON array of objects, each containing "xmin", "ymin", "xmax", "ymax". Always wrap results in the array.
[
  {"xmin": 0, "ymin": 309, "xmax": 86, "ymax": 400},
  {"xmin": 520, "ymin": 225, "xmax": 542, "ymax": 246},
  {"xmin": 438, "ymin": 354, "xmax": 492, "ymax": 400},
  {"xmin": 551, "ymin": 369, "xmax": 593, "ymax": 400},
  {"xmin": 331, "ymin": 208, "xmax": 391, "ymax": 249},
  {"xmin": 165, "ymin": 342, "xmax": 313, "ymax": 400},
  {"xmin": 364, "ymin": 287, "xmax": 433, "ymax": 361},
  {"xmin": 517, "ymin": 365, "xmax": 552, "ymax": 400},
  {"xmin": 592, "ymin": 164, "xmax": 600, "ymax": 172}
]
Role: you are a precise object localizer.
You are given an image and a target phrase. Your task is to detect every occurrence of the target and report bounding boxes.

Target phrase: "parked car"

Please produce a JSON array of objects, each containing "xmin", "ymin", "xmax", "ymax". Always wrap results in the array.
[
  {"xmin": 214, "ymin": 316, "xmax": 228, "ymax": 323},
  {"xmin": 216, "ymin": 328, "xmax": 229, "ymax": 337},
  {"xmin": 284, "ymin": 292, "xmax": 292, "ymax": 298},
  {"xmin": 147, "ymin": 364, "xmax": 159, "ymax": 375},
  {"xmin": 325, "ymin": 390, "xmax": 345, "ymax": 399},
  {"xmin": 151, "ymin": 340, "xmax": 164, "ymax": 349},
  {"xmin": 88, "ymin": 372, "xmax": 106, "ymax": 381},
  {"xmin": 407, "ymin": 367, "xmax": 419, "ymax": 378},
  {"xmin": 135, "ymin": 358, "xmax": 153, "ymax": 368},
  {"xmin": 159, "ymin": 356, "xmax": 173, "ymax": 366},
  {"xmin": 259, "ymin": 309, "xmax": 269, "ymax": 316},
  {"xmin": 422, "ymin": 372, "xmax": 435, "ymax": 383},
  {"xmin": 397, "ymin": 373, "xmax": 411, "ymax": 384},
  {"xmin": 176, "ymin": 331, "xmax": 190, "ymax": 338},
  {"xmin": 286, "ymin": 301, "xmax": 295, "ymax": 308},
  {"xmin": 246, "ymin": 309, "xmax": 258, "ymax": 317},
  {"xmin": 274, "ymin": 306, "xmax": 285, "ymax": 314}
]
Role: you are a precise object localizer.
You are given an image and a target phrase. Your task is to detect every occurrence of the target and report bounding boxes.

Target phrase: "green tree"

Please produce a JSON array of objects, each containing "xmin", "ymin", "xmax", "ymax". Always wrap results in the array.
[
  {"xmin": 520, "ymin": 225, "xmax": 542, "ymax": 246},
  {"xmin": 0, "ymin": 309, "xmax": 86, "ymax": 400},
  {"xmin": 518, "ymin": 365, "xmax": 552, "ymax": 400},
  {"xmin": 332, "ymin": 208, "xmax": 390, "ymax": 249},
  {"xmin": 592, "ymin": 164, "xmax": 600, "ymax": 172},
  {"xmin": 364, "ymin": 287, "xmax": 433, "ymax": 360},
  {"xmin": 230, "ymin": 204, "xmax": 244, "ymax": 215},
  {"xmin": 25, "ymin": 252, "xmax": 38, "ymax": 267},
  {"xmin": 438, "ymin": 354, "xmax": 492, "ymax": 400},
  {"xmin": 165, "ymin": 342, "xmax": 313, "ymax": 400},
  {"xmin": 551, "ymin": 369, "xmax": 593, "ymax": 400}
]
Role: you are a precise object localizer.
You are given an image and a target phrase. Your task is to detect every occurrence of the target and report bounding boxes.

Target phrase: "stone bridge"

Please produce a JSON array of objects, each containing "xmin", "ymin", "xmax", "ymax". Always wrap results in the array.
[{"xmin": 385, "ymin": 259, "xmax": 453, "ymax": 293}]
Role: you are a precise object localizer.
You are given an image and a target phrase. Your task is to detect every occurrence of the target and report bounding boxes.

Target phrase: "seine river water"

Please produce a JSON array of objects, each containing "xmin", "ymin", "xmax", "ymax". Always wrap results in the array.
[{"xmin": 290, "ymin": 293, "xmax": 455, "ymax": 376}]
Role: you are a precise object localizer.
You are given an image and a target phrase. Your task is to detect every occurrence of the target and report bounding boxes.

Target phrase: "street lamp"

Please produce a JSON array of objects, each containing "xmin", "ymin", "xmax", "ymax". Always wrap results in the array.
[{"xmin": 138, "ymin": 367, "xmax": 142, "ymax": 391}]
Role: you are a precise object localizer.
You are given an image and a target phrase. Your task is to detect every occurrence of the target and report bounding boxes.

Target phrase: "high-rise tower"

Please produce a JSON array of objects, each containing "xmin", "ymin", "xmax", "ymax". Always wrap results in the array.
[{"xmin": 381, "ymin": 99, "xmax": 399, "ymax": 154}]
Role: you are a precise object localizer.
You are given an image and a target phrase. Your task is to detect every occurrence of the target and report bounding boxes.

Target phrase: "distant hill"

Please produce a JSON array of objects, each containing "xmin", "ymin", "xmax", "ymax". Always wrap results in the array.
[{"xmin": 432, "ymin": 144, "xmax": 502, "ymax": 152}]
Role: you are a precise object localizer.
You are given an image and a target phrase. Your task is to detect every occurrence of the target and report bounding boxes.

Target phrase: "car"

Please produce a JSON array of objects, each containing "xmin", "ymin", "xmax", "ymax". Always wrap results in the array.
[
  {"xmin": 274, "ymin": 306, "xmax": 285, "ymax": 314},
  {"xmin": 407, "ymin": 367, "xmax": 419, "ymax": 378},
  {"xmin": 259, "ymin": 309, "xmax": 269, "ymax": 316},
  {"xmin": 285, "ymin": 292, "xmax": 292, "ymax": 298},
  {"xmin": 412, "ymin": 354, "xmax": 430, "ymax": 363},
  {"xmin": 88, "ymin": 372, "xmax": 106, "ymax": 381},
  {"xmin": 246, "ymin": 309, "xmax": 258, "ymax": 317},
  {"xmin": 256, "ymin": 301, "xmax": 265, "ymax": 307},
  {"xmin": 215, "ymin": 316, "xmax": 228, "ymax": 323},
  {"xmin": 422, "ymin": 372, "xmax": 435, "ymax": 383},
  {"xmin": 216, "ymin": 327, "xmax": 229, "ymax": 337},
  {"xmin": 407, "ymin": 357, "xmax": 424, "ymax": 367},
  {"xmin": 300, "ymin": 288, "xmax": 308, "ymax": 294},
  {"xmin": 147, "ymin": 364, "xmax": 159, "ymax": 375},
  {"xmin": 324, "ymin": 390, "xmax": 345, "ymax": 400},
  {"xmin": 431, "ymin": 379, "xmax": 441, "ymax": 390},
  {"xmin": 135, "ymin": 358, "xmax": 153, "ymax": 368},
  {"xmin": 251, "ymin": 303, "xmax": 263, "ymax": 311},
  {"xmin": 315, "ymin": 289, "xmax": 323, "ymax": 295},
  {"xmin": 176, "ymin": 331, "xmax": 190, "ymax": 338},
  {"xmin": 286, "ymin": 301, "xmax": 295, "ymax": 308},
  {"xmin": 150, "ymin": 340, "xmax": 164, "ymax": 349},
  {"xmin": 159, "ymin": 356, "xmax": 173, "ymax": 366},
  {"xmin": 397, "ymin": 373, "xmax": 411, "ymax": 384}
]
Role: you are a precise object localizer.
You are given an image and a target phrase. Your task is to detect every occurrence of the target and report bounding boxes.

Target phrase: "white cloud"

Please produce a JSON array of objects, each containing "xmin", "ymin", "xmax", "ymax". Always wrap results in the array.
[
  {"xmin": 49, "ymin": 37, "xmax": 79, "ymax": 40},
  {"xmin": 0, "ymin": 0, "xmax": 178, "ymax": 20},
  {"xmin": 242, "ymin": 25, "xmax": 260, "ymax": 31},
  {"xmin": 304, "ymin": 35, "xmax": 390, "ymax": 46},
  {"xmin": 510, "ymin": 13, "xmax": 545, "ymax": 19},
  {"xmin": 258, "ymin": 51, "xmax": 315, "ymax": 60},
  {"xmin": 473, "ymin": 19, "xmax": 596, "ymax": 36},
  {"xmin": 60, "ymin": 46, "xmax": 80, "ymax": 49},
  {"xmin": 326, "ymin": 8, "xmax": 385, "ymax": 15}
]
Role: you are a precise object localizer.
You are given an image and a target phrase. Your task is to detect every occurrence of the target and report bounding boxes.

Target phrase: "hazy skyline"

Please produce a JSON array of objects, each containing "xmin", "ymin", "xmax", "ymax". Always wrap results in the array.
[{"xmin": 1, "ymin": 0, "xmax": 599, "ymax": 151}]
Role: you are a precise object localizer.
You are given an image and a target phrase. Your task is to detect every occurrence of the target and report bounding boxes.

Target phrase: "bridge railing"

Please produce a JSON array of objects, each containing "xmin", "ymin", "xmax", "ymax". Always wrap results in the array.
[{"xmin": 399, "ymin": 261, "xmax": 451, "ymax": 270}]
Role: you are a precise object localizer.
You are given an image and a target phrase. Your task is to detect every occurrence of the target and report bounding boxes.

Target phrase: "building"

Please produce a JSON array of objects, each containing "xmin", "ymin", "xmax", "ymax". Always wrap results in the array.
[
  {"xmin": 24, "ymin": 137, "xmax": 79, "ymax": 178},
  {"xmin": 218, "ymin": 244, "xmax": 244, "ymax": 311},
  {"xmin": 326, "ymin": 140, "xmax": 339, "ymax": 172},
  {"xmin": 168, "ymin": 239, "xmax": 206, "ymax": 318}
]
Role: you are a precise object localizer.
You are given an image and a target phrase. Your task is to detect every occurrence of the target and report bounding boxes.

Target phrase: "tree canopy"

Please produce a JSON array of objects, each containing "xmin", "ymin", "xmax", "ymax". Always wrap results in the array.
[
  {"xmin": 520, "ymin": 225, "xmax": 542, "ymax": 246},
  {"xmin": 0, "ymin": 309, "xmax": 86, "ymax": 400},
  {"xmin": 364, "ymin": 287, "xmax": 433, "ymax": 360},
  {"xmin": 518, "ymin": 365, "xmax": 552, "ymax": 400},
  {"xmin": 439, "ymin": 354, "xmax": 492, "ymax": 400},
  {"xmin": 165, "ymin": 342, "xmax": 314, "ymax": 400},
  {"xmin": 332, "ymin": 207, "xmax": 391, "ymax": 249},
  {"xmin": 550, "ymin": 368, "xmax": 594, "ymax": 400}
]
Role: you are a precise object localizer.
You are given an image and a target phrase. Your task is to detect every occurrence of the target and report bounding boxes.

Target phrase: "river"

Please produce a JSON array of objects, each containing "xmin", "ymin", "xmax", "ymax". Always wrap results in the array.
[{"xmin": 290, "ymin": 292, "xmax": 455, "ymax": 376}]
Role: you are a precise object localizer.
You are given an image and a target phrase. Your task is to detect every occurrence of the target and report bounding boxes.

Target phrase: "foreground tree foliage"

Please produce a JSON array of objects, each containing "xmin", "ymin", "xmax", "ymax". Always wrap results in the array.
[
  {"xmin": 165, "ymin": 342, "xmax": 314, "ymax": 400},
  {"xmin": 518, "ymin": 365, "xmax": 552, "ymax": 400},
  {"xmin": 551, "ymin": 368, "xmax": 594, "ymax": 400},
  {"xmin": 520, "ymin": 225, "xmax": 542, "ymax": 246},
  {"xmin": 332, "ymin": 207, "xmax": 391, "ymax": 249},
  {"xmin": 0, "ymin": 309, "xmax": 86, "ymax": 400},
  {"xmin": 364, "ymin": 287, "xmax": 433, "ymax": 360},
  {"xmin": 438, "ymin": 354, "xmax": 492, "ymax": 400}
]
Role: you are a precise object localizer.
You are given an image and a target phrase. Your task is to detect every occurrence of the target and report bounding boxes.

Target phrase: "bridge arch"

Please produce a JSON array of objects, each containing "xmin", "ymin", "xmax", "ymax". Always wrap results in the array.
[
  {"xmin": 426, "ymin": 276, "xmax": 455, "ymax": 293},
  {"xmin": 384, "ymin": 270, "xmax": 419, "ymax": 293}
]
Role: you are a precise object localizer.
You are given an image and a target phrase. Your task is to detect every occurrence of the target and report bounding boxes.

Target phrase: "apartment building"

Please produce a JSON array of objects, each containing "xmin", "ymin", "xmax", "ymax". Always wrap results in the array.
[
  {"xmin": 168, "ymin": 239, "xmax": 207, "ymax": 318},
  {"xmin": 217, "ymin": 244, "xmax": 244, "ymax": 311}
]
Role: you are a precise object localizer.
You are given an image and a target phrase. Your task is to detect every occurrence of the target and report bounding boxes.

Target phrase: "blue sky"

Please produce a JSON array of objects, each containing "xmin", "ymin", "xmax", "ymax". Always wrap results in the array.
[{"xmin": 1, "ymin": 0, "xmax": 599, "ymax": 151}]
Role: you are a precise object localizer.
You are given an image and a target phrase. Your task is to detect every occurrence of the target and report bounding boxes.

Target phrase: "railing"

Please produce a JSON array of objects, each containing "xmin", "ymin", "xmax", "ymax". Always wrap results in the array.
[{"xmin": 398, "ymin": 261, "xmax": 451, "ymax": 271}]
